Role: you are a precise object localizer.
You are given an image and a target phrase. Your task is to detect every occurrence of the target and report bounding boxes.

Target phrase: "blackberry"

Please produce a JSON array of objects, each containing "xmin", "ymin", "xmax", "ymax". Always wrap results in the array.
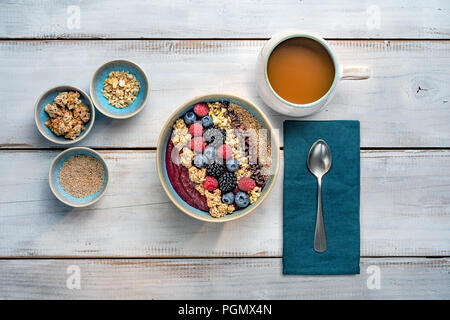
[
  {"xmin": 203, "ymin": 127, "xmax": 225, "ymax": 148},
  {"xmin": 218, "ymin": 172, "xmax": 237, "ymax": 193},
  {"xmin": 206, "ymin": 161, "xmax": 225, "ymax": 178}
]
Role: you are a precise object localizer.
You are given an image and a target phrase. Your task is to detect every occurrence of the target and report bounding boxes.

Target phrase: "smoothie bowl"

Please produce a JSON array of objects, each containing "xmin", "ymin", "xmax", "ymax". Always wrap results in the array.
[{"xmin": 157, "ymin": 94, "xmax": 280, "ymax": 222}]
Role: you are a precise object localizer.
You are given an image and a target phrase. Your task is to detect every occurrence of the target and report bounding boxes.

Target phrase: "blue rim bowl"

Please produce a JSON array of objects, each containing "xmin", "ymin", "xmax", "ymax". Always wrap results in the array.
[
  {"xmin": 90, "ymin": 59, "xmax": 150, "ymax": 119},
  {"xmin": 35, "ymin": 85, "xmax": 95, "ymax": 145},
  {"xmin": 49, "ymin": 147, "xmax": 109, "ymax": 207},
  {"xmin": 156, "ymin": 94, "xmax": 280, "ymax": 223}
]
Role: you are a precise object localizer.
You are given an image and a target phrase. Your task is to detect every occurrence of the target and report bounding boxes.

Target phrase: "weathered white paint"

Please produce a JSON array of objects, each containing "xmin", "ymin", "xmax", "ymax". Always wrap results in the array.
[
  {"xmin": 0, "ymin": 258, "xmax": 448, "ymax": 299},
  {"xmin": 0, "ymin": 150, "xmax": 448, "ymax": 258},
  {"xmin": 1, "ymin": 1, "xmax": 449, "ymax": 299},
  {"xmin": 0, "ymin": 40, "xmax": 449, "ymax": 148},
  {"xmin": 0, "ymin": 0, "xmax": 449, "ymax": 39}
]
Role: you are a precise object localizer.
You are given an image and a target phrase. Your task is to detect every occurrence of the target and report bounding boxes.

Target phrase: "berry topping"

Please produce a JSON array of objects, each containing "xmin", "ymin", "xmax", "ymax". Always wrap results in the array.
[
  {"xmin": 189, "ymin": 123, "xmax": 204, "ymax": 136},
  {"xmin": 190, "ymin": 137, "xmax": 205, "ymax": 152},
  {"xmin": 233, "ymin": 187, "xmax": 240, "ymax": 194},
  {"xmin": 193, "ymin": 103, "xmax": 209, "ymax": 117},
  {"xmin": 193, "ymin": 154, "xmax": 208, "ymax": 168},
  {"xmin": 203, "ymin": 176, "xmax": 218, "ymax": 191},
  {"xmin": 226, "ymin": 159, "xmax": 239, "ymax": 172},
  {"xmin": 201, "ymin": 115, "xmax": 213, "ymax": 128},
  {"xmin": 206, "ymin": 161, "xmax": 225, "ymax": 178},
  {"xmin": 217, "ymin": 144, "xmax": 233, "ymax": 159},
  {"xmin": 218, "ymin": 172, "xmax": 237, "ymax": 193},
  {"xmin": 235, "ymin": 191, "xmax": 250, "ymax": 208},
  {"xmin": 183, "ymin": 111, "xmax": 196, "ymax": 125},
  {"xmin": 237, "ymin": 177, "xmax": 256, "ymax": 192},
  {"xmin": 221, "ymin": 192, "xmax": 235, "ymax": 205},
  {"xmin": 204, "ymin": 145, "xmax": 217, "ymax": 161},
  {"xmin": 203, "ymin": 127, "xmax": 225, "ymax": 148}
]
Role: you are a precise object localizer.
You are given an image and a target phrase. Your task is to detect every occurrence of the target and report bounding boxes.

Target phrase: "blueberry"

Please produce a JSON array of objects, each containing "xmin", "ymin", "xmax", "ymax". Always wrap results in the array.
[
  {"xmin": 235, "ymin": 191, "xmax": 250, "ymax": 208},
  {"xmin": 226, "ymin": 159, "xmax": 239, "ymax": 172},
  {"xmin": 204, "ymin": 145, "xmax": 217, "ymax": 161},
  {"xmin": 193, "ymin": 154, "xmax": 207, "ymax": 168},
  {"xmin": 184, "ymin": 111, "xmax": 197, "ymax": 125},
  {"xmin": 201, "ymin": 115, "xmax": 213, "ymax": 128},
  {"xmin": 222, "ymin": 192, "xmax": 235, "ymax": 205}
]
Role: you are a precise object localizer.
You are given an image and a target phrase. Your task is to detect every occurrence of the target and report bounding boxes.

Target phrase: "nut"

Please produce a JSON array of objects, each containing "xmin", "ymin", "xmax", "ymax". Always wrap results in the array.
[{"xmin": 102, "ymin": 71, "xmax": 140, "ymax": 109}]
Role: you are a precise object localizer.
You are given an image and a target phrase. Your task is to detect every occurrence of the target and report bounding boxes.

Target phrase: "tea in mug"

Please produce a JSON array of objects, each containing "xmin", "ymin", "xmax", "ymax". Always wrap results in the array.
[{"xmin": 267, "ymin": 37, "xmax": 335, "ymax": 104}]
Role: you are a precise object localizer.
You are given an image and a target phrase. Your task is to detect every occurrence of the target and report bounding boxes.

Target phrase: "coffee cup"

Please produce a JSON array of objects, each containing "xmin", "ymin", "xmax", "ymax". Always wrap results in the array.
[{"xmin": 255, "ymin": 32, "xmax": 370, "ymax": 117}]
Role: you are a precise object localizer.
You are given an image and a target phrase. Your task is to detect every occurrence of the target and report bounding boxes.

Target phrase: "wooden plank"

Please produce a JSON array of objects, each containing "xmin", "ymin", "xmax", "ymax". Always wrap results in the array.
[
  {"xmin": 1, "ymin": 1, "xmax": 449, "ymax": 39},
  {"xmin": 0, "ymin": 258, "xmax": 448, "ymax": 299},
  {"xmin": 0, "ymin": 150, "xmax": 448, "ymax": 258},
  {"xmin": 0, "ymin": 40, "xmax": 449, "ymax": 148}
]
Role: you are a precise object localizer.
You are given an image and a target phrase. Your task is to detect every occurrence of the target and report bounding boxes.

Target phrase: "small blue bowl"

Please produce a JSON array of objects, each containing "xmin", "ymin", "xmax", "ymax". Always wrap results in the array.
[
  {"xmin": 49, "ymin": 147, "xmax": 109, "ymax": 207},
  {"xmin": 35, "ymin": 85, "xmax": 95, "ymax": 145},
  {"xmin": 90, "ymin": 59, "xmax": 150, "ymax": 119}
]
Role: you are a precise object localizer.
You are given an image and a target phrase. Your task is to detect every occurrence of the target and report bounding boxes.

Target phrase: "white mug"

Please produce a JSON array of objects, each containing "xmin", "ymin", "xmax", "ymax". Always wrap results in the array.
[{"xmin": 255, "ymin": 32, "xmax": 370, "ymax": 117}]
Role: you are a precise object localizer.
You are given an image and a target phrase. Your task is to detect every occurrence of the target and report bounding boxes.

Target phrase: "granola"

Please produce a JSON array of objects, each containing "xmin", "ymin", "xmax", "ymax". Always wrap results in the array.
[
  {"xmin": 166, "ymin": 100, "xmax": 271, "ymax": 218},
  {"xmin": 102, "ymin": 71, "xmax": 140, "ymax": 108},
  {"xmin": 44, "ymin": 91, "xmax": 90, "ymax": 140}
]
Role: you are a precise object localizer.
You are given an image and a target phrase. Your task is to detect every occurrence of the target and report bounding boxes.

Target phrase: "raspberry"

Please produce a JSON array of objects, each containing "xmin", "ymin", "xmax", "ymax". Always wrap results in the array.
[
  {"xmin": 190, "ymin": 137, "xmax": 205, "ymax": 152},
  {"xmin": 203, "ymin": 176, "xmax": 218, "ymax": 191},
  {"xmin": 189, "ymin": 123, "xmax": 204, "ymax": 136},
  {"xmin": 238, "ymin": 177, "xmax": 256, "ymax": 192},
  {"xmin": 217, "ymin": 144, "xmax": 233, "ymax": 159},
  {"xmin": 233, "ymin": 187, "xmax": 240, "ymax": 194},
  {"xmin": 193, "ymin": 103, "xmax": 209, "ymax": 117}
]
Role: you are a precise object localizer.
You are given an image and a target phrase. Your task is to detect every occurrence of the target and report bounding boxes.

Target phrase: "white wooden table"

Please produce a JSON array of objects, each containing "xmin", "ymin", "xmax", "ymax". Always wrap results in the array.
[{"xmin": 0, "ymin": 1, "xmax": 449, "ymax": 299}]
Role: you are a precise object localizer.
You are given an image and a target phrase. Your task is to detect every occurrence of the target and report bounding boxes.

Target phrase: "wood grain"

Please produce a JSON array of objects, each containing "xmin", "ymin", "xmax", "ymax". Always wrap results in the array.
[
  {"xmin": 1, "ymin": 1, "xmax": 449, "ymax": 39},
  {"xmin": 0, "ymin": 150, "xmax": 448, "ymax": 258},
  {"xmin": 0, "ymin": 258, "xmax": 448, "ymax": 299},
  {"xmin": 0, "ymin": 40, "xmax": 449, "ymax": 148}
]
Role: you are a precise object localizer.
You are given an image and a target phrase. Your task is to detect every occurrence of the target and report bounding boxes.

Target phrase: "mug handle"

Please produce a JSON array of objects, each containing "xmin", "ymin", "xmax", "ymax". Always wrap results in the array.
[{"xmin": 340, "ymin": 66, "xmax": 371, "ymax": 80}]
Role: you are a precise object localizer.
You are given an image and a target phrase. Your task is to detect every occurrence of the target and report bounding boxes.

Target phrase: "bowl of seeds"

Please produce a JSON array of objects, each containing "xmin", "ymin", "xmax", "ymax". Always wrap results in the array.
[
  {"xmin": 35, "ymin": 85, "xmax": 95, "ymax": 144},
  {"xmin": 90, "ymin": 59, "xmax": 149, "ymax": 119},
  {"xmin": 49, "ymin": 147, "xmax": 109, "ymax": 207}
]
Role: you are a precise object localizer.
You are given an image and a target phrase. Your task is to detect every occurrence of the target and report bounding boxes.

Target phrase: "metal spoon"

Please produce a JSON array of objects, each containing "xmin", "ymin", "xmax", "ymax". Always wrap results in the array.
[{"xmin": 307, "ymin": 139, "xmax": 332, "ymax": 253}]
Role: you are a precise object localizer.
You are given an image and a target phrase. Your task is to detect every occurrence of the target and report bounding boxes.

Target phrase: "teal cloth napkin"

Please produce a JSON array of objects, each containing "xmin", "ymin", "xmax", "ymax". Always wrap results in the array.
[{"xmin": 283, "ymin": 120, "xmax": 360, "ymax": 275}]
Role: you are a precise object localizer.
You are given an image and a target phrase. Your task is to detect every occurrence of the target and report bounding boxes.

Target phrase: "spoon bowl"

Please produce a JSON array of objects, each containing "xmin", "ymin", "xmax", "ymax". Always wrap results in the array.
[
  {"xmin": 307, "ymin": 139, "xmax": 332, "ymax": 253},
  {"xmin": 307, "ymin": 140, "xmax": 332, "ymax": 178}
]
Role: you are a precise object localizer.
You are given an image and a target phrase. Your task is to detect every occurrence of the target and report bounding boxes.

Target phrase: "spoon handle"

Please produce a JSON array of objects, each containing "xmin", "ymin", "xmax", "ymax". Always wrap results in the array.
[{"xmin": 314, "ymin": 178, "xmax": 327, "ymax": 253}]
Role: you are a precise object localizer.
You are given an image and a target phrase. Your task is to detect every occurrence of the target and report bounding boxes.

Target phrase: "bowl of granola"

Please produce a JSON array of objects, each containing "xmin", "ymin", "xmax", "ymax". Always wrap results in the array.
[
  {"xmin": 157, "ymin": 94, "xmax": 280, "ymax": 222},
  {"xmin": 90, "ymin": 59, "xmax": 149, "ymax": 119},
  {"xmin": 35, "ymin": 85, "xmax": 95, "ymax": 144}
]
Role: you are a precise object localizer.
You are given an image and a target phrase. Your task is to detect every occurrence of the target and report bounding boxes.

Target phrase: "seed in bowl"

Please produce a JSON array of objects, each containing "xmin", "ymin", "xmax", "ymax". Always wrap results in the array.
[
  {"xmin": 44, "ymin": 91, "xmax": 90, "ymax": 140},
  {"xmin": 58, "ymin": 154, "xmax": 104, "ymax": 198},
  {"xmin": 102, "ymin": 71, "xmax": 140, "ymax": 108},
  {"xmin": 166, "ymin": 100, "xmax": 272, "ymax": 218}
]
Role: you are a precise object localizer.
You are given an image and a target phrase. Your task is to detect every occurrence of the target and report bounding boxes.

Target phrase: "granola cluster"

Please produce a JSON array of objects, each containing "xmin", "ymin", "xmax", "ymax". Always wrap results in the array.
[
  {"xmin": 171, "ymin": 119, "xmax": 192, "ymax": 150},
  {"xmin": 44, "ymin": 91, "xmax": 90, "ymax": 140},
  {"xmin": 102, "ymin": 71, "xmax": 140, "ymax": 108},
  {"xmin": 205, "ymin": 189, "xmax": 235, "ymax": 218},
  {"xmin": 169, "ymin": 100, "xmax": 271, "ymax": 218}
]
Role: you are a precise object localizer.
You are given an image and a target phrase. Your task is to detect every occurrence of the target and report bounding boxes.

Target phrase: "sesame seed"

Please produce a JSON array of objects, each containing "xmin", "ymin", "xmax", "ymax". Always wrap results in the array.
[{"xmin": 58, "ymin": 155, "xmax": 104, "ymax": 198}]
